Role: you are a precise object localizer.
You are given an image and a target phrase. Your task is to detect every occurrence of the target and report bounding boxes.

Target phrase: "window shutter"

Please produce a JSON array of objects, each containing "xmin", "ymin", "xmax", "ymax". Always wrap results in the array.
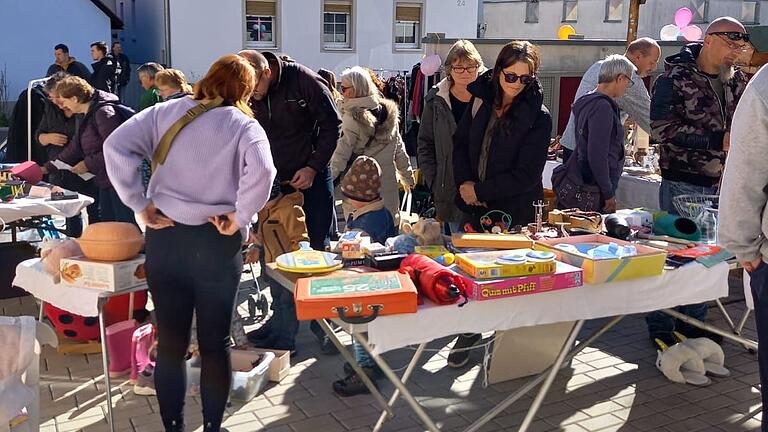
[
  {"xmin": 396, "ymin": 5, "xmax": 421, "ymax": 22},
  {"xmin": 246, "ymin": 0, "xmax": 276, "ymax": 16},
  {"xmin": 325, "ymin": 1, "xmax": 351, "ymax": 13}
]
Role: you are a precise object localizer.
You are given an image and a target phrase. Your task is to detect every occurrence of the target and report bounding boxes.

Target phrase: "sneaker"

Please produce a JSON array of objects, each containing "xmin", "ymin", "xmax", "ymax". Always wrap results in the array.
[
  {"xmin": 134, "ymin": 364, "xmax": 156, "ymax": 396},
  {"xmin": 447, "ymin": 334, "xmax": 482, "ymax": 368},
  {"xmin": 333, "ymin": 367, "xmax": 380, "ymax": 397},
  {"xmin": 343, "ymin": 362, "xmax": 383, "ymax": 378},
  {"xmin": 675, "ymin": 325, "xmax": 724, "ymax": 345},
  {"xmin": 650, "ymin": 332, "xmax": 678, "ymax": 351}
]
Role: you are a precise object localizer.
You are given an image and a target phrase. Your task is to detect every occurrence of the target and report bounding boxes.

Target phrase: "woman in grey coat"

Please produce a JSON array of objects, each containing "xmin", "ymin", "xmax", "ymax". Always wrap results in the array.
[{"xmin": 417, "ymin": 40, "xmax": 484, "ymax": 233}]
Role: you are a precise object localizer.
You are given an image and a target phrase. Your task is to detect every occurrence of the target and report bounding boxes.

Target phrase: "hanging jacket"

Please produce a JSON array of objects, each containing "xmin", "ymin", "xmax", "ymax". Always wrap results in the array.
[
  {"xmin": 651, "ymin": 43, "xmax": 747, "ymax": 187},
  {"xmin": 453, "ymin": 69, "xmax": 552, "ymax": 227},
  {"xmin": 5, "ymin": 87, "xmax": 47, "ymax": 163},
  {"xmin": 330, "ymin": 96, "xmax": 415, "ymax": 220},
  {"xmin": 250, "ymin": 53, "xmax": 342, "ymax": 180}
]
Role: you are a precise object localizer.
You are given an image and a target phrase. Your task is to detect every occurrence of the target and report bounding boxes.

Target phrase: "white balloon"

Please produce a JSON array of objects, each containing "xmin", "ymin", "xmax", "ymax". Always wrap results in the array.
[{"xmin": 660, "ymin": 24, "xmax": 681, "ymax": 41}]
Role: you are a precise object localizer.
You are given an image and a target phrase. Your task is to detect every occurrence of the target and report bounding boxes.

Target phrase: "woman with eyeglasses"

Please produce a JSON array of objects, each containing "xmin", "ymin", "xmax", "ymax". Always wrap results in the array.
[
  {"xmin": 554, "ymin": 55, "xmax": 637, "ymax": 213},
  {"xmin": 417, "ymin": 40, "xmax": 484, "ymax": 235},
  {"xmin": 448, "ymin": 41, "xmax": 552, "ymax": 368}
]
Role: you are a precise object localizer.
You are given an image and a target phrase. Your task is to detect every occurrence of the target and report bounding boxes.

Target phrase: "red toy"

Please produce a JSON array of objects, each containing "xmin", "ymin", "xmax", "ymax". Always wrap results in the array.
[
  {"xmin": 10, "ymin": 161, "xmax": 43, "ymax": 185},
  {"xmin": 44, "ymin": 291, "xmax": 148, "ymax": 341},
  {"xmin": 400, "ymin": 254, "xmax": 469, "ymax": 306}
]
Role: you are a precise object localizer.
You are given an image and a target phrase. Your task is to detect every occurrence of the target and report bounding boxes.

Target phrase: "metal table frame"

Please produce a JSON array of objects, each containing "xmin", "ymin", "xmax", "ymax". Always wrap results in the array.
[
  {"xmin": 264, "ymin": 264, "xmax": 759, "ymax": 432},
  {"xmin": 37, "ymin": 285, "xmax": 147, "ymax": 432}
]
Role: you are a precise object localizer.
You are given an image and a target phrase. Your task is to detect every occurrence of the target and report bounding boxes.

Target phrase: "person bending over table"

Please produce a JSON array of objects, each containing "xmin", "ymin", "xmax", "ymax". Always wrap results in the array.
[
  {"xmin": 450, "ymin": 40, "xmax": 552, "ymax": 368},
  {"xmin": 103, "ymin": 54, "xmax": 276, "ymax": 432}
]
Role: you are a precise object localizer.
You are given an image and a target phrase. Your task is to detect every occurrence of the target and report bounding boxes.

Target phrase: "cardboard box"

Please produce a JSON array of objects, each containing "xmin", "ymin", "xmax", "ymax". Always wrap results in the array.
[
  {"xmin": 451, "ymin": 233, "xmax": 534, "ymax": 250},
  {"xmin": 534, "ymin": 234, "xmax": 666, "ymax": 284},
  {"xmin": 488, "ymin": 321, "xmax": 576, "ymax": 384},
  {"xmin": 60, "ymin": 255, "xmax": 146, "ymax": 292},
  {"xmin": 456, "ymin": 249, "xmax": 556, "ymax": 279},
  {"xmin": 457, "ymin": 261, "xmax": 583, "ymax": 301}
]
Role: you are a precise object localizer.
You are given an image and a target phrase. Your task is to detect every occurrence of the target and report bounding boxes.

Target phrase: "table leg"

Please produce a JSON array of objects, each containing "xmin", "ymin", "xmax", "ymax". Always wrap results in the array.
[
  {"xmin": 38, "ymin": 300, "xmax": 45, "ymax": 322},
  {"xmin": 128, "ymin": 292, "xmax": 134, "ymax": 321},
  {"xmin": 99, "ymin": 300, "xmax": 116, "ymax": 432},
  {"xmin": 715, "ymin": 299, "xmax": 738, "ymax": 333},
  {"xmin": 372, "ymin": 343, "xmax": 427, "ymax": 432},
  {"xmin": 355, "ymin": 332, "xmax": 440, "ymax": 432},
  {"xmin": 518, "ymin": 320, "xmax": 585, "ymax": 432},
  {"xmin": 661, "ymin": 308, "xmax": 758, "ymax": 350},
  {"xmin": 315, "ymin": 319, "xmax": 393, "ymax": 417},
  {"xmin": 463, "ymin": 316, "xmax": 625, "ymax": 432}
]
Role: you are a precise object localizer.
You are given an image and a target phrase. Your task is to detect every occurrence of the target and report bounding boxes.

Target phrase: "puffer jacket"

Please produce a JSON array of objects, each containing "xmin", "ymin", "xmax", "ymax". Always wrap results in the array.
[
  {"xmin": 453, "ymin": 69, "xmax": 552, "ymax": 227},
  {"xmin": 45, "ymin": 90, "xmax": 123, "ymax": 188},
  {"xmin": 417, "ymin": 78, "xmax": 465, "ymax": 224},
  {"xmin": 330, "ymin": 96, "xmax": 415, "ymax": 220},
  {"xmin": 651, "ymin": 43, "xmax": 747, "ymax": 187}
]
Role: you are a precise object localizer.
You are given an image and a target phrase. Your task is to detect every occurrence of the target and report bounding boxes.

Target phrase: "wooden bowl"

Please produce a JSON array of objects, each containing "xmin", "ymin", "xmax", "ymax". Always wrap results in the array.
[{"xmin": 78, "ymin": 222, "xmax": 144, "ymax": 261}]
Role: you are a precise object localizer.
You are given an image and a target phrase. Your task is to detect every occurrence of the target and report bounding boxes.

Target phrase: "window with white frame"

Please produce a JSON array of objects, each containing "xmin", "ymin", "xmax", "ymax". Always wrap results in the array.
[
  {"xmin": 605, "ymin": 0, "xmax": 623, "ymax": 22},
  {"xmin": 323, "ymin": 1, "xmax": 352, "ymax": 49},
  {"xmin": 526, "ymin": 1, "xmax": 539, "ymax": 23},
  {"xmin": 395, "ymin": 2, "xmax": 422, "ymax": 49},
  {"xmin": 688, "ymin": 0, "xmax": 708, "ymax": 23},
  {"xmin": 246, "ymin": 0, "xmax": 277, "ymax": 48},
  {"xmin": 742, "ymin": 0, "xmax": 760, "ymax": 24},
  {"xmin": 563, "ymin": 0, "xmax": 578, "ymax": 22}
]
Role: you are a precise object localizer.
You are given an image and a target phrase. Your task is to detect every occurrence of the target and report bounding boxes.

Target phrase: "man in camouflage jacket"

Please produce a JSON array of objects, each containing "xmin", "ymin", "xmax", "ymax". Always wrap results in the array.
[{"xmin": 647, "ymin": 17, "xmax": 749, "ymax": 348}]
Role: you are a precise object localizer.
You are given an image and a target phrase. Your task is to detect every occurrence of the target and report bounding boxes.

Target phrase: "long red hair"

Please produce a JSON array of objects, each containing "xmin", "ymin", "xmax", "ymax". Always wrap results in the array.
[{"xmin": 194, "ymin": 54, "xmax": 255, "ymax": 117}]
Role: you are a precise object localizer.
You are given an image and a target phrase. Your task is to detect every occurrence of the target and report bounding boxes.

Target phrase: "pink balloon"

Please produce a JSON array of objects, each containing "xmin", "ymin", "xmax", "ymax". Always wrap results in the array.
[
  {"xmin": 681, "ymin": 25, "xmax": 703, "ymax": 42},
  {"xmin": 420, "ymin": 54, "xmax": 442, "ymax": 77},
  {"xmin": 675, "ymin": 7, "xmax": 693, "ymax": 28}
]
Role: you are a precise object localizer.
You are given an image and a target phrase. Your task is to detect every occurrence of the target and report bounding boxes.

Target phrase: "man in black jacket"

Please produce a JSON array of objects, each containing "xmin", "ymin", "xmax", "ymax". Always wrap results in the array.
[
  {"xmin": 239, "ymin": 50, "xmax": 342, "ymax": 354},
  {"xmin": 89, "ymin": 41, "xmax": 118, "ymax": 94},
  {"xmin": 46, "ymin": 44, "xmax": 91, "ymax": 81},
  {"xmin": 111, "ymin": 42, "xmax": 131, "ymax": 99}
]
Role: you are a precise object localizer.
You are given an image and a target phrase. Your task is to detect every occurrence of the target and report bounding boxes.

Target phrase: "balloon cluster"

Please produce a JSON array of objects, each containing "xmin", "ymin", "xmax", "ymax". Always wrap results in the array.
[{"xmin": 660, "ymin": 8, "xmax": 703, "ymax": 42}]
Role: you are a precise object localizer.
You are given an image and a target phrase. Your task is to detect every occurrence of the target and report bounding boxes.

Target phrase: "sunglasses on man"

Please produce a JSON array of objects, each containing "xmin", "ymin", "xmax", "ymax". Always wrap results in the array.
[
  {"xmin": 502, "ymin": 72, "xmax": 535, "ymax": 85},
  {"xmin": 708, "ymin": 31, "xmax": 751, "ymax": 42}
]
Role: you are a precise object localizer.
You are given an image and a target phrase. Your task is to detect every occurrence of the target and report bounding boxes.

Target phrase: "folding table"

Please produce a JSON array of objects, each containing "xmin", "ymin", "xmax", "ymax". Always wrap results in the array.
[{"xmin": 266, "ymin": 261, "xmax": 744, "ymax": 431}]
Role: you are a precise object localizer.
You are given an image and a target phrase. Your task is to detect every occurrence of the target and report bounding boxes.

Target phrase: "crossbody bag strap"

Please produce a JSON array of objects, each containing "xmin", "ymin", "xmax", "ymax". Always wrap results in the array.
[{"xmin": 151, "ymin": 96, "xmax": 224, "ymax": 172}]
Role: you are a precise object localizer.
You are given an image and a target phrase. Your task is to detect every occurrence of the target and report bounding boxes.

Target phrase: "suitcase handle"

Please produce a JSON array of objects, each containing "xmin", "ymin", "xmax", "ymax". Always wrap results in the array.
[{"xmin": 334, "ymin": 304, "xmax": 383, "ymax": 324}]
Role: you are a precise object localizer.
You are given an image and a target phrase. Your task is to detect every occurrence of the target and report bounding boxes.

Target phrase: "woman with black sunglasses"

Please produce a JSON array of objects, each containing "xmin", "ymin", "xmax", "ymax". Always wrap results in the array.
[{"xmin": 448, "ymin": 40, "xmax": 552, "ymax": 368}]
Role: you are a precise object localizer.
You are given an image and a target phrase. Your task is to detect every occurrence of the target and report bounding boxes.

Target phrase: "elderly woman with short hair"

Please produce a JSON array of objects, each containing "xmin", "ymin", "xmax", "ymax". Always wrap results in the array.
[{"xmin": 329, "ymin": 66, "xmax": 415, "ymax": 222}]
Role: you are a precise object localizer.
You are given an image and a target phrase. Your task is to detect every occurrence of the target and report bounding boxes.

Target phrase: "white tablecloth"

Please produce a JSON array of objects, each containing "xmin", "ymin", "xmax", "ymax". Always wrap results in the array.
[
  {"xmin": 368, "ymin": 262, "xmax": 730, "ymax": 354},
  {"xmin": 12, "ymin": 258, "xmax": 146, "ymax": 317},
  {"xmin": 542, "ymin": 161, "xmax": 660, "ymax": 210},
  {"xmin": 0, "ymin": 195, "xmax": 94, "ymax": 224}
]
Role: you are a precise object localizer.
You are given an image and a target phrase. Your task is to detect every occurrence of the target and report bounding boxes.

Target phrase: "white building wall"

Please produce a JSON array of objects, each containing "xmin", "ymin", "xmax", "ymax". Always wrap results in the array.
[
  {"xmin": 483, "ymin": 0, "xmax": 767, "ymax": 41},
  {"xmin": 169, "ymin": 0, "xmax": 478, "ymax": 81},
  {"xmin": 0, "ymin": 0, "xmax": 112, "ymax": 102}
]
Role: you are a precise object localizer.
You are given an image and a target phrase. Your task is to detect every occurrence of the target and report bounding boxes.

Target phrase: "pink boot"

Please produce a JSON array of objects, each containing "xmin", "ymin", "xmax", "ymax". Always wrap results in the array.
[
  {"xmin": 106, "ymin": 320, "xmax": 138, "ymax": 378},
  {"xmin": 130, "ymin": 323, "xmax": 156, "ymax": 383}
]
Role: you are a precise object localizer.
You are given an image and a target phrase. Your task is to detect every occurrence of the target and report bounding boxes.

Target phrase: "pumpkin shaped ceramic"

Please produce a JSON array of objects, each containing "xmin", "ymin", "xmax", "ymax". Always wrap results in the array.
[{"xmin": 78, "ymin": 222, "xmax": 144, "ymax": 261}]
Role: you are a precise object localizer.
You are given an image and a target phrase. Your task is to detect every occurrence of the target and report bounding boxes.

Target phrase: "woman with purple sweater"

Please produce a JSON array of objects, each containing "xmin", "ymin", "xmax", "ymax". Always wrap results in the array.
[{"xmin": 104, "ymin": 55, "xmax": 276, "ymax": 432}]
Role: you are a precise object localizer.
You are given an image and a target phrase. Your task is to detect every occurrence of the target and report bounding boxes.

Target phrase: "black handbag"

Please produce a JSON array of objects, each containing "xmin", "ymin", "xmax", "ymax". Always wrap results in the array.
[{"xmin": 551, "ymin": 127, "xmax": 602, "ymax": 212}]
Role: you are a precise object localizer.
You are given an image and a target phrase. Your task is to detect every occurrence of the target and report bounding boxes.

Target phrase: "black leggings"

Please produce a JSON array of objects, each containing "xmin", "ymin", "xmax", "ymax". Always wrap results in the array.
[{"xmin": 144, "ymin": 223, "xmax": 242, "ymax": 432}]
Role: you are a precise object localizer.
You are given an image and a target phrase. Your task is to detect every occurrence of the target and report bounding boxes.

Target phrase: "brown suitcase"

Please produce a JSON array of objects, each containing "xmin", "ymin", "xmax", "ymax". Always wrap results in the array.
[{"xmin": 294, "ymin": 270, "xmax": 417, "ymax": 323}]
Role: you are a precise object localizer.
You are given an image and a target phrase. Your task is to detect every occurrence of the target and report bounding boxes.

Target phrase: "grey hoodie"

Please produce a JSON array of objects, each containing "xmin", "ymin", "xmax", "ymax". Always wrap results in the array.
[
  {"xmin": 571, "ymin": 91, "xmax": 625, "ymax": 199},
  {"xmin": 718, "ymin": 65, "xmax": 768, "ymax": 263}
]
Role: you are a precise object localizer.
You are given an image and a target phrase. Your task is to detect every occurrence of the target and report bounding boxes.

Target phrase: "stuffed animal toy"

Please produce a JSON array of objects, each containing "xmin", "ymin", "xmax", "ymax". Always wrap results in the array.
[
  {"xmin": 391, "ymin": 218, "xmax": 443, "ymax": 254},
  {"xmin": 678, "ymin": 336, "xmax": 730, "ymax": 377},
  {"xmin": 655, "ymin": 342, "xmax": 710, "ymax": 386},
  {"xmin": 40, "ymin": 238, "xmax": 82, "ymax": 282}
]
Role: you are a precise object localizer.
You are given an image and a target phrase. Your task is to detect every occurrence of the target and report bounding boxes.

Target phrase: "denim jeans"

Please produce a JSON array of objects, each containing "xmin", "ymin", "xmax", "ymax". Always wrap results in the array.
[
  {"xmin": 353, "ymin": 334, "xmax": 375, "ymax": 368},
  {"xmin": 646, "ymin": 179, "xmax": 716, "ymax": 337},
  {"xmin": 302, "ymin": 167, "xmax": 334, "ymax": 251},
  {"xmin": 98, "ymin": 187, "xmax": 136, "ymax": 224},
  {"xmin": 267, "ymin": 279, "xmax": 298, "ymax": 350},
  {"xmin": 748, "ymin": 261, "xmax": 768, "ymax": 432}
]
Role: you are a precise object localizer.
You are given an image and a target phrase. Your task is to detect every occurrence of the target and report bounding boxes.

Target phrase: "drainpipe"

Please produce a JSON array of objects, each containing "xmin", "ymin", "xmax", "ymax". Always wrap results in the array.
[{"xmin": 163, "ymin": 0, "xmax": 172, "ymax": 66}]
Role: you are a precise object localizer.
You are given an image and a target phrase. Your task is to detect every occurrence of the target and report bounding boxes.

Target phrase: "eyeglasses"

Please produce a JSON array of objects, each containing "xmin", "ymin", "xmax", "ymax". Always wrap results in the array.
[
  {"xmin": 709, "ymin": 32, "xmax": 752, "ymax": 52},
  {"xmin": 451, "ymin": 65, "xmax": 479, "ymax": 74},
  {"xmin": 708, "ymin": 31, "xmax": 751, "ymax": 42},
  {"xmin": 620, "ymin": 74, "xmax": 635, "ymax": 88},
  {"xmin": 340, "ymin": 85, "xmax": 352, "ymax": 92},
  {"xmin": 502, "ymin": 72, "xmax": 534, "ymax": 85}
]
